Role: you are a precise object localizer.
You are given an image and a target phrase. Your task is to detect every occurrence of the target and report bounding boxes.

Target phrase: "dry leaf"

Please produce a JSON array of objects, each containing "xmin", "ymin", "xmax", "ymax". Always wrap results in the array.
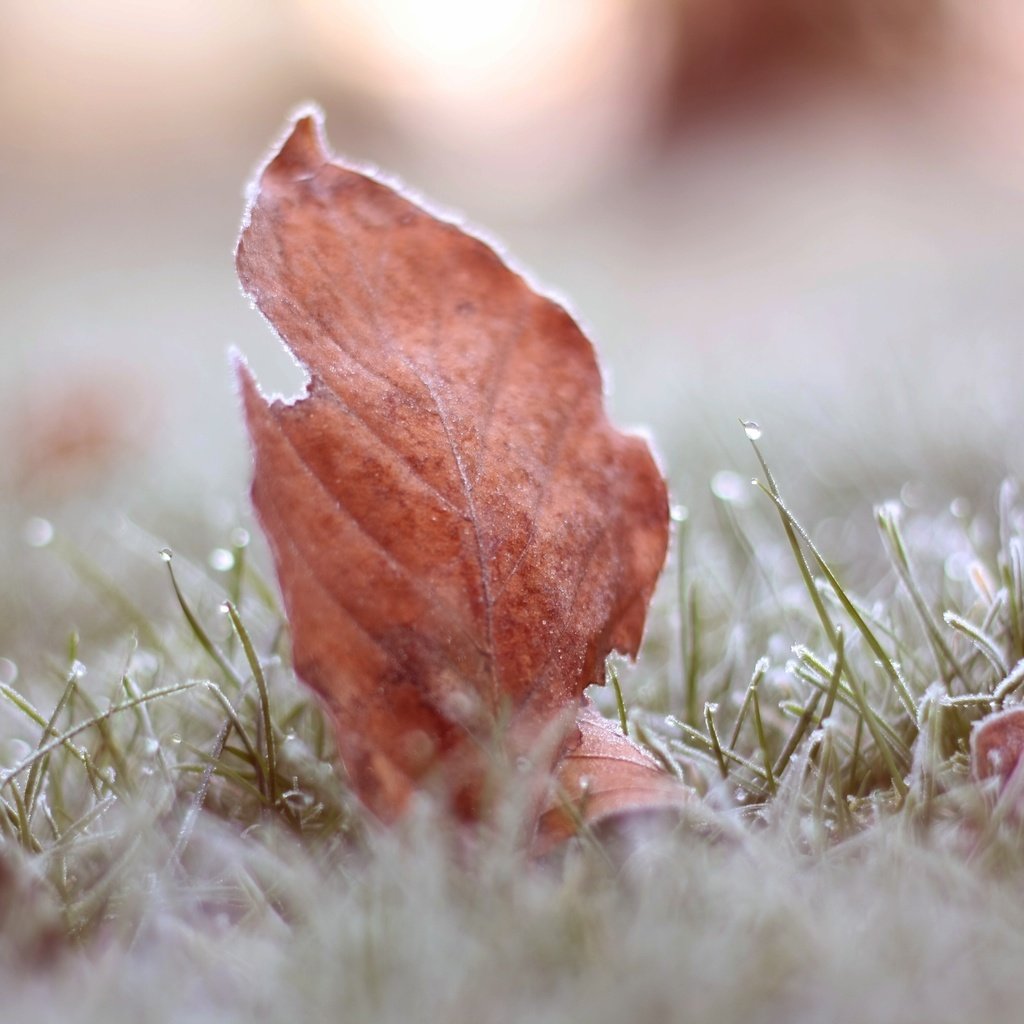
[
  {"xmin": 534, "ymin": 700, "xmax": 693, "ymax": 856},
  {"xmin": 236, "ymin": 110, "xmax": 674, "ymax": 830},
  {"xmin": 8, "ymin": 365, "xmax": 157, "ymax": 497},
  {"xmin": 971, "ymin": 707, "xmax": 1024, "ymax": 790}
]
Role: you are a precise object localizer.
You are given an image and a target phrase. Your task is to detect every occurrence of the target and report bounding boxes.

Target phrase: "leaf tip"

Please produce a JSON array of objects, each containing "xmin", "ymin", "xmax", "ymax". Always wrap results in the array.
[
  {"xmin": 236, "ymin": 105, "xmax": 332, "ymax": 294},
  {"xmin": 265, "ymin": 107, "xmax": 330, "ymax": 184}
]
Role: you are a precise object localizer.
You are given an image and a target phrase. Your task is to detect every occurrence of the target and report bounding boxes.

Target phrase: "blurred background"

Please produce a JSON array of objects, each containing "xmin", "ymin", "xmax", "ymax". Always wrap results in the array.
[{"xmin": 2, "ymin": 0, "xmax": 1024, "ymax": 663}]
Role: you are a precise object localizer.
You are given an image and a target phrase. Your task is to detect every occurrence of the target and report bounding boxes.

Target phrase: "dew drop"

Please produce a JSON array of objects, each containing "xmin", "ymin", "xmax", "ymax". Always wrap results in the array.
[
  {"xmin": 0, "ymin": 658, "xmax": 17, "ymax": 686},
  {"xmin": 129, "ymin": 650, "xmax": 159, "ymax": 676},
  {"xmin": 23, "ymin": 517, "xmax": 54, "ymax": 548},
  {"xmin": 741, "ymin": 420, "xmax": 763, "ymax": 441},
  {"xmin": 944, "ymin": 551, "xmax": 970, "ymax": 583},
  {"xmin": 900, "ymin": 481, "xmax": 924, "ymax": 509},
  {"xmin": 710, "ymin": 470, "xmax": 749, "ymax": 505},
  {"xmin": 442, "ymin": 687, "xmax": 478, "ymax": 723},
  {"xmin": 670, "ymin": 504, "xmax": 689, "ymax": 524},
  {"xmin": 282, "ymin": 789, "xmax": 314, "ymax": 811},
  {"xmin": 230, "ymin": 527, "xmax": 250, "ymax": 549},
  {"xmin": 878, "ymin": 500, "xmax": 901, "ymax": 523},
  {"xmin": 208, "ymin": 548, "xmax": 235, "ymax": 572},
  {"xmin": 950, "ymin": 497, "xmax": 970, "ymax": 519},
  {"xmin": 159, "ymin": 548, "xmax": 173, "ymax": 563},
  {"xmin": 170, "ymin": 733, "xmax": 182, "ymax": 745},
  {"xmin": 70, "ymin": 660, "xmax": 87, "ymax": 680},
  {"xmin": 143, "ymin": 737, "xmax": 160, "ymax": 757}
]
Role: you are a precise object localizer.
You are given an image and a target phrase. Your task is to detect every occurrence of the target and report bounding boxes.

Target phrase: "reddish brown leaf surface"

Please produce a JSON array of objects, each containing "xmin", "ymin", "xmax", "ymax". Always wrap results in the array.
[
  {"xmin": 236, "ymin": 111, "xmax": 672, "ymax": 828},
  {"xmin": 534, "ymin": 700, "xmax": 693, "ymax": 856},
  {"xmin": 971, "ymin": 707, "xmax": 1024, "ymax": 789}
]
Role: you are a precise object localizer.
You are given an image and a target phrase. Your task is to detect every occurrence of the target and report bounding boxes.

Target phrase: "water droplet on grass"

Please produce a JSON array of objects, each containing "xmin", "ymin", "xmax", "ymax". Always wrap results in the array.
[
  {"xmin": 282, "ymin": 789, "xmax": 314, "ymax": 811},
  {"xmin": 0, "ymin": 658, "xmax": 17, "ymax": 686},
  {"xmin": 944, "ymin": 551, "xmax": 970, "ymax": 582},
  {"xmin": 159, "ymin": 548, "xmax": 173, "ymax": 562},
  {"xmin": 129, "ymin": 650, "xmax": 159, "ymax": 676},
  {"xmin": 900, "ymin": 481, "xmax": 925, "ymax": 508},
  {"xmin": 23, "ymin": 517, "xmax": 54, "ymax": 547},
  {"xmin": 230, "ymin": 527, "xmax": 250, "ymax": 549},
  {"xmin": 741, "ymin": 420, "xmax": 762, "ymax": 441},
  {"xmin": 710, "ymin": 470, "xmax": 749, "ymax": 505},
  {"xmin": 878, "ymin": 500, "xmax": 901, "ymax": 523},
  {"xmin": 209, "ymin": 548, "xmax": 235, "ymax": 572}
]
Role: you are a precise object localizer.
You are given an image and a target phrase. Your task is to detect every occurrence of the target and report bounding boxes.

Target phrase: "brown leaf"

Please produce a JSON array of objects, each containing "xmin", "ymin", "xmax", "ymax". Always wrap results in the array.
[
  {"xmin": 971, "ymin": 707, "xmax": 1024, "ymax": 789},
  {"xmin": 8, "ymin": 365, "xmax": 158, "ymax": 497},
  {"xmin": 236, "ymin": 111, "xmax": 670, "ymax": 825},
  {"xmin": 534, "ymin": 700, "xmax": 694, "ymax": 856}
]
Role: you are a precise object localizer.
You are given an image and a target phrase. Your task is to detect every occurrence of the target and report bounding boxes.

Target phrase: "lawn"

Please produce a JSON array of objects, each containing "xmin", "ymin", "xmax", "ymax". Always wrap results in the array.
[
  {"xmin": 5, "ymin": 59, "xmax": 1024, "ymax": 1021},
  {"xmin": 4, "ymin": 393, "xmax": 1024, "ymax": 1021}
]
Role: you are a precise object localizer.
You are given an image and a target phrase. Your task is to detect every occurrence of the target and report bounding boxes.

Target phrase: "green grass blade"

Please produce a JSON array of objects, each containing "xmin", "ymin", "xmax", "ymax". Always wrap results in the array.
[{"xmin": 225, "ymin": 600, "xmax": 278, "ymax": 808}]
